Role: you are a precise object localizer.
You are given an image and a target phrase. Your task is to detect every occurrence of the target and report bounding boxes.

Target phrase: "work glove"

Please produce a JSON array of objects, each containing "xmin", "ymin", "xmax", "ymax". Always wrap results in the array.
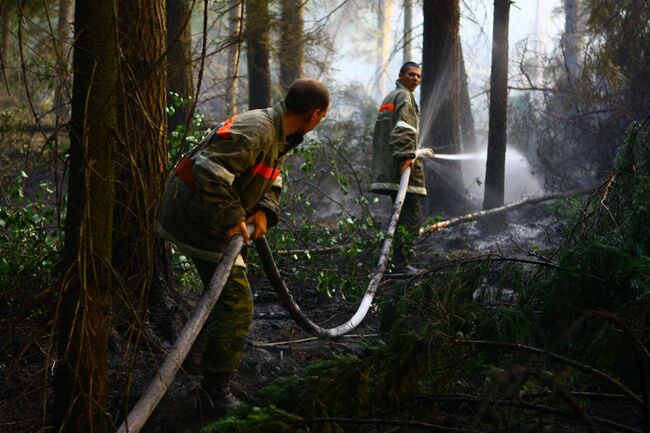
[
  {"xmin": 245, "ymin": 210, "xmax": 268, "ymax": 240},
  {"xmin": 415, "ymin": 148, "xmax": 435, "ymax": 160},
  {"xmin": 225, "ymin": 220, "xmax": 251, "ymax": 245}
]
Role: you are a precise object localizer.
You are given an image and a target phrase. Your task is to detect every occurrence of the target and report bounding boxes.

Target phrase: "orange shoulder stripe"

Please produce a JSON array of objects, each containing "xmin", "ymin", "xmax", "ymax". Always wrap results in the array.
[
  {"xmin": 250, "ymin": 163, "xmax": 281, "ymax": 180},
  {"xmin": 217, "ymin": 115, "xmax": 238, "ymax": 139}
]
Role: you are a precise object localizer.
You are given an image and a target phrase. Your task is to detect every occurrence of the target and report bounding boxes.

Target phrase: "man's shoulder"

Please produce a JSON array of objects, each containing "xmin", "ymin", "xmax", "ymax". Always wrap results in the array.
[{"xmin": 227, "ymin": 108, "xmax": 275, "ymax": 140}]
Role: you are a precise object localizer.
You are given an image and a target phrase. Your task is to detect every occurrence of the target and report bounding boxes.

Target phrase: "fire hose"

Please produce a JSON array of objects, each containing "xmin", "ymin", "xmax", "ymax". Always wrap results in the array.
[{"xmin": 115, "ymin": 167, "xmax": 412, "ymax": 433}]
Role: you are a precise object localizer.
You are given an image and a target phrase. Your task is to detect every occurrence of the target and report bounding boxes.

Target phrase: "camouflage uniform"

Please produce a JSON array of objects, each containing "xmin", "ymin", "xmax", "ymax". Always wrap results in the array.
[
  {"xmin": 370, "ymin": 80, "xmax": 426, "ymax": 264},
  {"xmin": 158, "ymin": 101, "xmax": 301, "ymax": 386}
]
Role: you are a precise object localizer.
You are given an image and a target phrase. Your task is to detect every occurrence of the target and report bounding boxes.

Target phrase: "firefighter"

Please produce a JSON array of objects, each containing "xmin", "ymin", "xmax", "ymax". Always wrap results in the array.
[
  {"xmin": 158, "ymin": 78, "xmax": 329, "ymax": 415},
  {"xmin": 370, "ymin": 62, "xmax": 432, "ymax": 273}
]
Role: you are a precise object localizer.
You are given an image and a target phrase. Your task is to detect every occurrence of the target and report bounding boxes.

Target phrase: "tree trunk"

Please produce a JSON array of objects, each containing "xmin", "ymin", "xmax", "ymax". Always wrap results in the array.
[
  {"xmin": 459, "ymin": 43, "xmax": 477, "ymax": 151},
  {"xmin": 54, "ymin": 1, "xmax": 118, "ymax": 432},
  {"xmin": 403, "ymin": 0, "xmax": 413, "ymax": 62},
  {"xmin": 226, "ymin": 0, "xmax": 243, "ymax": 115},
  {"xmin": 1, "ymin": 4, "xmax": 10, "ymax": 79},
  {"xmin": 563, "ymin": 0, "xmax": 585, "ymax": 83},
  {"xmin": 246, "ymin": 0, "xmax": 271, "ymax": 109},
  {"xmin": 166, "ymin": 0, "xmax": 193, "ymax": 134},
  {"xmin": 279, "ymin": 0, "xmax": 303, "ymax": 92},
  {"xmin": 54, "ymin": 0, "xmax": 73, "ymax": 124},
  {"xmin": 114, "ymin": 0, "xmax": 170, "ymax": 337},
  {"xmin": 420, "ymin": 0, "xmax": 466, "ymax": 214},
  {"xmin": 377, "ymin": 0, "xmax": 393, "ymax": 98},
  {"xmin": 483, "ymin": 0, "xmax": 510, "ymax": 212}
]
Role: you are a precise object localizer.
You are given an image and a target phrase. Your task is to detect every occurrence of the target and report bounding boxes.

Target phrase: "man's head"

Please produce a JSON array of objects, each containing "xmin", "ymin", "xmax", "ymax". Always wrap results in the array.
[
  {"xmin": 285, "ymin": 78, "xmax": 330, "ymax": 134},
  {"xmin": 399, "ymin": 62, "xmax": 422, "ymax": 92}
]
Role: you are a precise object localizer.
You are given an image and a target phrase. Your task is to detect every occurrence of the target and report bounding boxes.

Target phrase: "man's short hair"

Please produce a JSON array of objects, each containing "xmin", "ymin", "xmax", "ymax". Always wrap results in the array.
[
  {"xmin": 399, "ymin": 61, "xmax": 421, "ymax": 75},
  {"xmin": 285, "ymin": 78, "xmax": 330, "ymax": 115}
]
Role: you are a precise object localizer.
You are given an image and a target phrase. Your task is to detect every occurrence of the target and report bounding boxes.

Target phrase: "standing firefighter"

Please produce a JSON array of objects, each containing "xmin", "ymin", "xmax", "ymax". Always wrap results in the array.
[
  {"xmin": 158, "ymin": 79, "xmax": 329, "ymax": 416},
  {"xmin": 370, "ymin": 62, "xmax": 432, "ymax": 272}
]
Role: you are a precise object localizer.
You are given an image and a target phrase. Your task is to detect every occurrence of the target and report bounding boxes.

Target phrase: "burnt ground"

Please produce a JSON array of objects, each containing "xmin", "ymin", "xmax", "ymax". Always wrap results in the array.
[
  {"xmin": 127, "ymin": 201, "xmax": 568, "ymax": 433},
  {"xmin": 0, "ymin": 192, "xmax": 570, "ymax": 433}
]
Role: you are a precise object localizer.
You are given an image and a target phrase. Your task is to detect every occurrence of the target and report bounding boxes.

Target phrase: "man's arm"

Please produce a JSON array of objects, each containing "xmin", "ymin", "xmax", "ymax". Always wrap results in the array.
[
  {"xmin": 389, "ymin": 92, "xmax": 418, "ymax": 168},
  {"xmin": 191, "ymin": 133, "xmax": 256, "ymax": 233}
]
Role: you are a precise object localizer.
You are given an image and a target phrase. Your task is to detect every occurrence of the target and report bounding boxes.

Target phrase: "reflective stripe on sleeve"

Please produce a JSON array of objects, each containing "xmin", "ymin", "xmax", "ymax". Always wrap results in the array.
[
  {"xmin": 194, "ymin": 154, "xmax": 236, "ymax": 185},
  {"xmin": 394, "ymin": 120, "xmax": 417, "ymax": 133},
  {"xmin": 272, "ymin": 174, "xmax": 283, "ymax": 188}
]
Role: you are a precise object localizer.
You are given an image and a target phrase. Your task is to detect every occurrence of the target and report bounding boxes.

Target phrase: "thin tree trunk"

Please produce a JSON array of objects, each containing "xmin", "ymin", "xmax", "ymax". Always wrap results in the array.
[
  {"xmin": 563, "ymin": 0, "xmax": 585, "ymax": 83},
  {"xmin": 54, "ymin": 0, "xmax": 73, "ymax": 124},
  {"xmin": 459, "ymin": 43, "xmax": 477, "ymax": 151},
  {"xmin": 483, "ymin": 0, "xmax": 510, "ymax": 212},
  {"xmin": 114, "ymin": 0, "xmax": 169, "ymax": 339},
  {"xmin": 246, "ymin": 0, "xmax": 271, "ymax": 109},
  {"xmin": 421, "ymin": 0, "xmax": 466, "ymax": 214},
  {"xmin": 54, "ymin": 1, "xmax": 118, "ymax": 431},
  {"xmin": 403, "ymin": 0, "xmax": 412, "ymax": 62},
  {"xmin": 166, "ymin": 0, "xmax": 193, "ymax": 133},
  {"xmin": 226, "ymin": 0, "xmax": 243, "ymax": 115},
  {"xmin": 279, "ymin": 0, "xmax": 303, "ymax": 92},
  {"xmin": 377, "ymin": 0, "xmax": 393, "ymax": 98},
  {"xmin": 1, "ymin": 4, "xmax": 10, "ymax": 83}
]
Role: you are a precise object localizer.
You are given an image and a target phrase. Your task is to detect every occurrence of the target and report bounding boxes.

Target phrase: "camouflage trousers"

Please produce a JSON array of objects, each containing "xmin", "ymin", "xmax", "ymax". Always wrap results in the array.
[
  {"xmin": 390, "ymin": 192, "xmax": 424, "ymax": 265},
  {"xmin": 191, "ymin": 256, "xmax": 253, "ymax": 382}
]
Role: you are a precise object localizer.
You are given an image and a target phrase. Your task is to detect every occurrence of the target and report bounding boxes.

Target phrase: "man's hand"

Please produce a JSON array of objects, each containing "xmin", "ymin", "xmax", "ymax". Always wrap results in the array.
[
  {"xmin": 415, "ymin": 148, "xmax": 435, "ymax": 160},
  {"xmin": 225, "ymin": 220, "xmax": 250, "ymax": 244},
  {"xmin": 245, "ymin": 210, "xmax": 268, "ymax": 240},
  {"xmin": 400, "ymin": 159, "xmax": 414, "ymax": 173}
]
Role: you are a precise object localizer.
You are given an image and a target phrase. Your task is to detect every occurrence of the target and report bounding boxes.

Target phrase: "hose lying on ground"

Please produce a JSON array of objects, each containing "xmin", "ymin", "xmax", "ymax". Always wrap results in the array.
[
  {"xmin": 256, "ymin": 167, "xmax": 412, "ymax": 339},
  {"xmin": 115, "ymin": 168, "xmax": 412, "ymax": 432}
]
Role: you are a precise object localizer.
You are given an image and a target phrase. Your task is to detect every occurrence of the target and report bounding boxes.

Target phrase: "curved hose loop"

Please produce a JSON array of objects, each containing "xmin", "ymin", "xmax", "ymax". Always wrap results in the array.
[{"xmin": 256, "ymin": 167, "xmax": 412, "ymax": 339}]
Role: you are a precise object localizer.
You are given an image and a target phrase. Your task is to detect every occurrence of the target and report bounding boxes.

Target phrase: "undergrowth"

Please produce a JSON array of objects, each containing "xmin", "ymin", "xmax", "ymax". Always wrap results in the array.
[{"xmin": 202, "ymin": 119, "xmax": 650, "ymax": 432}]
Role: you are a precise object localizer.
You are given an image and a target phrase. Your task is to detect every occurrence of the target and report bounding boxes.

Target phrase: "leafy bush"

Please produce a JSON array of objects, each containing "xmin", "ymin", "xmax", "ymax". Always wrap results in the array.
[{"xmin": 0, "ymin": 172, "xmax": 61, "ymax": 319}]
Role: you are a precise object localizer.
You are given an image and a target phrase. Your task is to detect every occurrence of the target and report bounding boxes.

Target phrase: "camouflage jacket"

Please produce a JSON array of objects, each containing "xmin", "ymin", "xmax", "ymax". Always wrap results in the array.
[
  {"xmin": 158, "ymin": 101, "xmax": 300, "ymax": 263},
  {"xmin": 370, "ymin": 80, "xmax": 427, "ymax": 196}
]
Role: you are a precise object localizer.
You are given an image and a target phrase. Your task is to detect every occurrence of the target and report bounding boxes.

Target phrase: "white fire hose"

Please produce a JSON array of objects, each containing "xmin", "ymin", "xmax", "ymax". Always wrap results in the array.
[{"xmin": 115, "ymin": 152, "xmax": 432, "ymax": 433}]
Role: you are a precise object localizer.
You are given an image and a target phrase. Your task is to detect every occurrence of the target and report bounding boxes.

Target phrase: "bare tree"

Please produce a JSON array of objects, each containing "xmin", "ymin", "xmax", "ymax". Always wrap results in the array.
[
  {"xmin": 563, "ymin": 0, "xmax": 585, "ymax": 83},
  {"xmin": 377, "ymin": 0, "xmax": 393, "ymax": 97},
  {"xmin": 483, "ymin": 0, "xmax": 511, "ymax": 212},
  {"xmin": 246, "ymin": 0, "xmax": 271, "ymax": 109},
  {"xmin": 420, "ymin": 0, "xmax": 466, "ymax": 214},
  {"xmin": 279, "ymin": 0, "xmax": 304, "ymax": 92},
  {"xmin": 54, "ymin": 1, "xmax": 119, "ymax": 431},
  {"xmin": 1, "ymin": 2, "xmax": 11, "ymax": 90},
  {"xmin": 166, "ymin": 0, "xmax": 193, "ymax": 133},
  {"xmin": 226, "ymin": 0, "xmax": 243, "ymax": 114},
  {"xmin": 113, "ymin": 0, "xmax": 169, "ymax": 336},
  {"xmin": 459, "ymin": 43, "xmax": 477, "ymax": 151},
  {"xmin": 403, "ymin": 0, "xmax": 413, "ymax": 62},
  {"xmin": 53, "ymin": 0, "xmax": 73, "ymax": 124}
]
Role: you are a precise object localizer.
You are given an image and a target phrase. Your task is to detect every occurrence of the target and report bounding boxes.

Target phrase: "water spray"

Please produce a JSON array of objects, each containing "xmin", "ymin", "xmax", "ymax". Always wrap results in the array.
[{"xmin": 433, "ymin": 152, "xmax": 487, "ymax": 161}]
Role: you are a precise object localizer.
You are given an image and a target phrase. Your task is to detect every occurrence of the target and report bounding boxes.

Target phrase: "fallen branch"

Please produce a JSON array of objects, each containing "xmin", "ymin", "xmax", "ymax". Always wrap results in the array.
[
  {"xmin": 419, "ymin": 186, "xmax": 594, "ymax": 236},
  {"xmin": 249, "ymin": 333, "xmax": 379, "ymax": 348}
]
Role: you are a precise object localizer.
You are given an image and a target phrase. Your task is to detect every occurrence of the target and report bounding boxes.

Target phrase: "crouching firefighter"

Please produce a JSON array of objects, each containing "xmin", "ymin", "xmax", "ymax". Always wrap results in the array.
[{"xmin": 157, "ymin": 79, "xmax": 330, "ymax": 416}]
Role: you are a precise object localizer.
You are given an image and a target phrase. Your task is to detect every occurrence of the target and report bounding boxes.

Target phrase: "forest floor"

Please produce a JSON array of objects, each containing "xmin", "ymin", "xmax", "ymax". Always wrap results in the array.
[{"xmin": 130, "ymin": 200, "xmax": 566, "ymax": 433}]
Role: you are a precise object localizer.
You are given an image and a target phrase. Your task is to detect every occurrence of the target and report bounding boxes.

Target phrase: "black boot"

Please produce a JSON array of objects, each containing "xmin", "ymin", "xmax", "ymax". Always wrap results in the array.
[{"xmin": 200, "ymin": 373, "xmax": 241, "ymax": 417}]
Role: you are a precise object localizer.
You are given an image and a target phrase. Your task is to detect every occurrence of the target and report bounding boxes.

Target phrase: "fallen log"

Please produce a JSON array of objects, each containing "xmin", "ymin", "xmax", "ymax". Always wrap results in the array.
[{"xmin": 419, "ymin": 186, "xmax": 595, "ymax": 236}]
